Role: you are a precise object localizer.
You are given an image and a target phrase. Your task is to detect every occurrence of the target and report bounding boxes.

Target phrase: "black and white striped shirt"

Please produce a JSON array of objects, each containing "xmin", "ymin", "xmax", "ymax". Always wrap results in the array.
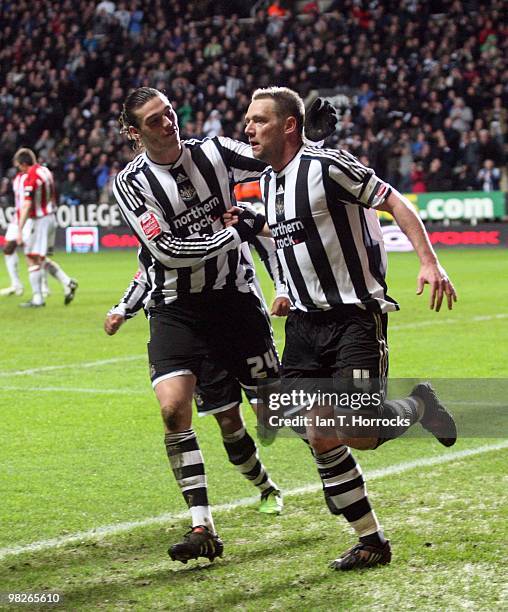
[
  {"xmin": 262, "ymin": 145, "xmax": 399, "ymax": 313},
  {"xmin": 113, "ymin": 136, "xmax": 267, "ymax": 307}
]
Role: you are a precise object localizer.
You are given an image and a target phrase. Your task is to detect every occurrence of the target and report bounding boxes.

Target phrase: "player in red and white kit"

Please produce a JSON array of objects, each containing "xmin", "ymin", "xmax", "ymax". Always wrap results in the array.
[
  {"xmin": 0, "ymin": 170, "xmax": 28, "ymax": 296},
  {"xmin": 14, "ymin": 148, "xmax": 78, "ymax": 308}
]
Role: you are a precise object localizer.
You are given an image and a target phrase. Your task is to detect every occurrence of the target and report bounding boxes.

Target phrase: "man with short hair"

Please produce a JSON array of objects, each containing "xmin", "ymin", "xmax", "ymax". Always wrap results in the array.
[
  {"xmin": 14, "ymin": 148, "xmax": 78, "ymax": 307},
  {"xmin": 225, "ymin": 86, "xmax": 458, "ymax": 570}
]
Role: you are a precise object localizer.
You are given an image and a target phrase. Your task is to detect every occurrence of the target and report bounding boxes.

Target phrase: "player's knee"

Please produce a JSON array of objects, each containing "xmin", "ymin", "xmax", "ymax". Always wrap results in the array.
[
  {"xmin": 341, "ymin": 436, "xmax": 378, "ymax": 450},
  {"xmin": 3, "ymin": 242, "xmax": 16, "ymax": 255},
  {"xmin": 307, "ymin": 434, "xmax": 337, "ymax": 455},
  {"xmin": 160, "ymin": 401, "xmax": 190, "ymax": 431},
  {"xmin": 214, "ymin": 406, "xmax": 243, "ymax": 434}
]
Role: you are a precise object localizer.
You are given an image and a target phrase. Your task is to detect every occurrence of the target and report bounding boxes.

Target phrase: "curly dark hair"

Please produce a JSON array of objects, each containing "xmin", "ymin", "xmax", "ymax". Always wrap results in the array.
[{"xmin": 119, "ymin": 87, "xmax": 164, "ymax": 151}]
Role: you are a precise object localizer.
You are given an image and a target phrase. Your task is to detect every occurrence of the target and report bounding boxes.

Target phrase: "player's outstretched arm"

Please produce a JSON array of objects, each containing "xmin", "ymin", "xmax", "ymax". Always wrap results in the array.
[{"xmin": 377, "ymin": 190, "xmax": 458, "ymax": 312}]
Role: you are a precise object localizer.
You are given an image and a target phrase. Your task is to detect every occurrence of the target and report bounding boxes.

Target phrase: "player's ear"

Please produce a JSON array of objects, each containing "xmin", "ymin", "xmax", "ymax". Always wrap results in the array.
[
  {"xmin": 128, "ymin": 125, "xmax": 141, "ymax": 143},
  {"xmin": 284, "ymin": 116, "xmax": 298, "ymax": 136}
]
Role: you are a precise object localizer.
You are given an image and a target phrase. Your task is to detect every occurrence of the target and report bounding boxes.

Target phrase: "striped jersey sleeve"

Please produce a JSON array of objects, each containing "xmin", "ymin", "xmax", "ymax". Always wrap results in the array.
[
  {"xmin": 113, "ymin": 164, "xmax": 242, "ymax": 268},
  {"xmin": 108, "ymin": 267, "xmax": 148, "ymax": 319},
  {"xmin": 309, "ymin": 147, "xmax": 392, "ymax": 208},
  {"xmin": 215, "ymin": 137, "xmax": 268, "ymax": 184}
]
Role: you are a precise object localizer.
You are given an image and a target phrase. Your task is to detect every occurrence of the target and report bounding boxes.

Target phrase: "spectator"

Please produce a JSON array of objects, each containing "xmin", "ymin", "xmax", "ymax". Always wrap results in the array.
[
  {"xmin": 477, "ymin": 129, "xmax": 504, "ymax": 166},
  {"xmin": 34, "ymin": 129, "xmax": 56, "ymax": 163},
  {"xmin": 88, "ymin": 120, "xmax": 106, "ymax": 148},
  {"xmin": 99, "ymin": 161, "xmax": 120, "ymax": 205},
  {"xmin": 95, "ymin": 0, "xmax": 116, "ymax": 15},
  {"xmin": 410, "ymin": 162, "xmax": 427, "ymax": 193},
  {"xmin": 77, "ymin": 153, "xmax": 98, "ymax": 201},
  {"xmin": 61, "ymin": 170, "xmax": 84, "ymax": 206},
  {"xmin": 476, "ymin": 159, "xmax": 501, "ymax": 192},
  {"xmin": 0, "ymin": 123, "xmax": 18, "ymax": 172},
  {"xmin": 452, "ymin": 164, "xmax": 476, "ymax": 191},
  {"xmin": 425, "ymin": 158, "xmax": 453, "ymax": 192},
  {"xmin": 398, "ymin": 139, "xmax": 414, "ymax": 193},
  {"xmin": 203, "ymin": 110, "xmax": 222, "ymax": 138},
  {"xmin": 93, "ymin": 153, "xmax": 110, "ymax": 192},
  {"xmin": 267, "ymin": 1, "xmax": 286, "ymax": 18},
  {"xmin": 203, "ymin": 36, "xmax": 222, "ymax": 59},
  {"xmin": 301, "ymin": 1, "xmax": 319, "ymax": 15},
  {"xmin": 449, "ymin": 97, "xmax": 473, "ymax": 133},
  {"xmin": 114, "ymin": 1, "xmax": 131, "ymax": 29},
  {"xmin": 0, "ymin": 177, "xmax": 12, "ymax": 208}
]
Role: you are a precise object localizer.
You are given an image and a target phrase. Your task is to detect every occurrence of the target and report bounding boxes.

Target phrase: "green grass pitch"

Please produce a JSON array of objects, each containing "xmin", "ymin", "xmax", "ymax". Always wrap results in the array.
[{"xmin": 0, "ymin": 248, "xmax": 507, "ymax": 611}]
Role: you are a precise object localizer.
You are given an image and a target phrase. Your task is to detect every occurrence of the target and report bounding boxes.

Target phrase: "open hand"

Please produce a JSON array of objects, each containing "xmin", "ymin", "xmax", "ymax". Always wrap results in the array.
[{"xmin": 417, "ymin": 263, "xmax": 457, "ymax": 311}]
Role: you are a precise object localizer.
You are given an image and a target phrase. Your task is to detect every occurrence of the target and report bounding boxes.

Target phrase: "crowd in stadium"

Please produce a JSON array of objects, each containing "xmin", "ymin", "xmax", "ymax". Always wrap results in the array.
[{"xmin": 0, "ymin": 0, "xmax": 506, "ymax": 207}]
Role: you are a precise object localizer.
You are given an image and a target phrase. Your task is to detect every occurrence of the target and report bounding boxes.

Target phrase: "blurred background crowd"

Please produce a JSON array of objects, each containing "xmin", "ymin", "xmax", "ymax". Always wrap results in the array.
[{"xmin": 0, "ymin": 0, "xmax": 506, "ymax": 207}]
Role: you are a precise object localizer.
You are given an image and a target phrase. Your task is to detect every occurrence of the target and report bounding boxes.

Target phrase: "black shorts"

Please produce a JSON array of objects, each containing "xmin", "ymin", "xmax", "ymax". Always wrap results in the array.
[
  {"xmin": 282, "ymin": 305, "xmax": 388, "ymax": 384},
  {"xmin": 281, "ymin": 306, "xmax": 388, "ymax": 421},
  {"xmin": 194, "ymin": 359, "xmax": 257, "ymax": 416},
  {"xmin": 147, "ymin": 289, "xmax": 279, "ymax": 389}
]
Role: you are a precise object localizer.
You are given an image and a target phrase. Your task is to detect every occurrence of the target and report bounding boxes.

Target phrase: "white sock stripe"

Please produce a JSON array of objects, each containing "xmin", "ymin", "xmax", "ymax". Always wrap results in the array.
[
  {"xmin": 189, "ymin": 505, "xmax": 215, "ymax": 533},
  {"xmin": 178, "ymin": 478, "xmax": 207, "ymax": 491},
  {"xmin": 349, "ymin": 510, "xmax": 381, "ymax": 537},
  {"xmin": 221, "ymin": 426, "xmax": 247, "ymax": 444},
  {"xmin": 314, "ymin": 444, "xmax": 348, "ymax": 462},
  {"xmin": 250, "ymin": 471, "xmax": 268, "ymax": 487},
  {"xmin": 237, "ymin": 453, "xmax": 261, "ymax": 474},
  {"xmin": 322, "ymin": 465, "xmax": 363, "ymax": 487},
  {"xmin": 315, "ymin": 450, "xmax": 352, "ymax": 470},
  {"xmin": 258, "ymin": 479, "xmax": 277, "ymax": 493},
  {"xmin": 327, "ymin": 485, "xmax": 368, "ymax": 510},
  {"xmin": 165, "ymin": 429, "xmax": 196, "ymax": 445},
  {"xmin": 173, "ymin": 450, "xmax": 204, "ymax": 467}
]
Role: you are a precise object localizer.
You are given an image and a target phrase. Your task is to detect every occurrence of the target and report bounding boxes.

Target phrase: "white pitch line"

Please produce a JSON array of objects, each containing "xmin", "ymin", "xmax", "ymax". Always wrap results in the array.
[
  {"xmin": 0, "ymin": 355, "xmax": 145, "ymax": 378},
  {"xmin": 390, "ymin": 312, "xmax": 508, "ymax": 331},
  {"xmin": 0, "ymin": 314, "xmax": 505, "ymax": 379},
  {"xmin": 1, "ymin": 440, "xmax": 507, "ymax": 561},
  {"xmin": 448, "ymin": 401, "xmax": 507, "ymax": 407},
  {"xmin": 0, "ymin": 386, "xmax": 147, "ymax": 395}
]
